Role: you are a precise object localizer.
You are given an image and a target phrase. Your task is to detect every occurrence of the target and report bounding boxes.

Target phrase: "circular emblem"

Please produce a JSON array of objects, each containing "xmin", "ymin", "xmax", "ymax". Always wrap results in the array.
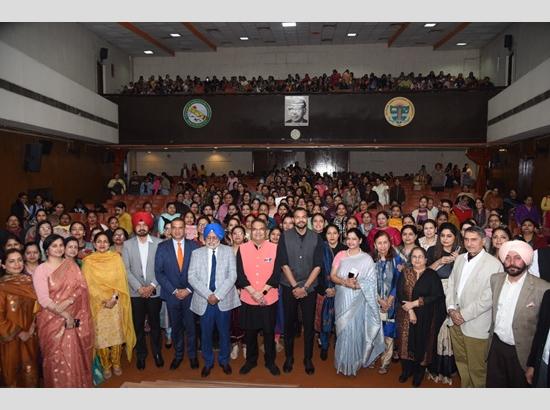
[
  {"xmin": 183, "ymin": 99, "xmax": 212, "ymax": 128},
  {"xmin": 384, "ymin": 97, "xmax": 415, "ymax": 127},
  {"xmin": 290, "ymin": 129, "xmax": 301, "ymax": 140}
]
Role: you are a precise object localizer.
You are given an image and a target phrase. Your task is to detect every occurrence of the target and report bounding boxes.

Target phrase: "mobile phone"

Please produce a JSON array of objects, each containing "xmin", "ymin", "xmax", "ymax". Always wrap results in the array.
[
  {"xmin": 65, "ymin": 318, "xmax": 80, "ymax": 328},
  {"xmin": 348, "ymin": 267, "xmax": 359, "ymax": 278}
]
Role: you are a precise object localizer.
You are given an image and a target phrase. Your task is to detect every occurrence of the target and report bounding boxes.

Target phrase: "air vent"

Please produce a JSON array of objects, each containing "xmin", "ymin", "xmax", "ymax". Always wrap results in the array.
[
  {"xmin": 257, "ymin": 26, "xmax": 271, "ymax": 31},
  {"xmin": 390, "ymin": 23, "xmax": 402, "ymax": 26},
  {"xmin": 378, "ymin": 37, "xmax": 389, "ymax": 40},
  {"xmin": 321, "ymin": 38, "xmax": 333, "ymax": 42},
  {"xmin": 415, "ymin": 42, "xmax": 427, "ymax": 45},
  {"xmin": 221, "ymin": 41, "xmax": 233, "ymax": 45},
  {"xmin": 322, "ymin": 24, "xmax": 336, "ymax": 28},
  {"xmin": 264, "ymin": 40, "xmax": 276, "ymax": 43},
  {"xmin": 429, "ymin": 29, "xmax": 443, "ymax": 33},
  {"xmin": 206, "ymin": 28, "xmax": 220, "ymax": 33}
]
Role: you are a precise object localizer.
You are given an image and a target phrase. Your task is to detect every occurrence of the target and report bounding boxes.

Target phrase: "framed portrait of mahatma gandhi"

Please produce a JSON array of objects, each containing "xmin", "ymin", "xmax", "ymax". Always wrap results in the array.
[{"xmin": 285, "ymin": 96, "xmax": 309, "ymax": 126}]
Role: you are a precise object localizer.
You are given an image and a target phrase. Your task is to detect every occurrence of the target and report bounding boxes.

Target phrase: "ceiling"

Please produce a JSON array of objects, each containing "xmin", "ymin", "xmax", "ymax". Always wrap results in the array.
[{"xmin": 82, "ymin": 22, "xmax": 511, "ymax": 57}]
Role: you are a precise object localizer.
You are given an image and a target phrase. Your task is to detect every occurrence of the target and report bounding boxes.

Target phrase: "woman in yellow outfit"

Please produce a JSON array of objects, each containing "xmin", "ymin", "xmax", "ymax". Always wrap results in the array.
[{"xmin": 82, "ymin": 231, "xmax": 136, "ymax": 379}]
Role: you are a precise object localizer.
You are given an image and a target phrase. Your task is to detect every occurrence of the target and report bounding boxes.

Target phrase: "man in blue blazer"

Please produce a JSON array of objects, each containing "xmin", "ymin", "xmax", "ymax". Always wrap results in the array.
[{"xmin": 155, "ymin": 217, "xmax": 200, "ymax": 370}]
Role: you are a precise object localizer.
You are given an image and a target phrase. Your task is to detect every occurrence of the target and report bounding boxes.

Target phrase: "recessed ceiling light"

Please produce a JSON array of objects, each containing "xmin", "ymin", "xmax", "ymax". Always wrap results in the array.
[
  {"xmin": 347, "ymin": 33, "xmax": 357, "ymax": 37},
  {"xmin": 163, "ymin": 147, "xmax": 168, "ymax": 150},
  {"xmin": 456, "ymin": 42, "xmax": 467, "ymax": 46},
  {"xmin": 146, "ymin": 151, "xmax": 151, "ymax": 154},
  {"xmin": 144, "ymin": 50, "xmax": 153, "ymax": 54},
  {"xmin": 282, "ymin": 22, "xmax": 296, "ymax": 27},
  {"xmin": 170, "ymin": 33, "xmax": 181, "ymax": 37},
  {"xmin": 424, "ymin": 23, "xmax": 437, "ymax": 28},
  {"xmin": 239, "ymin": 36, "xmax": 249, "ymax": 41}
]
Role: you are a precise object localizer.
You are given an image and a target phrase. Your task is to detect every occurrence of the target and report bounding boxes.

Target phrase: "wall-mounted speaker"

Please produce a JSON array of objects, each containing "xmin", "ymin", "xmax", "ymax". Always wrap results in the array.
[
  {"xmin": 39, "ymin": 139, "xmax": 53, "ymax": 155},
  {"xmin": 100, "ymin": 47, "xmax": 109, "ymax": 61},
  {"xmin": 24, "ymin": 143, "xmax": 42, "ymax": 172},
  {"xmin": 504, "ymin": 34, "xmax": 513, "ymax": 50}
]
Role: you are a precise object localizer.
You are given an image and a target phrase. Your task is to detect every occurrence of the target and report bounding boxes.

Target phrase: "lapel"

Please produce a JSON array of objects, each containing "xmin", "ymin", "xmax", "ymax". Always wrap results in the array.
[
  {"xmin": 453, "ymin": 255, "xmax": 466, "ymax": 293},
  {"xmin": 146, "ymin": 239, "xmax": 156, "ymax": 277},
  {"xmin": 167, "ymin": 239, "xmax": 179, "ymax": 272},
  {"xmin": 492, "ymin": 273, "xmax": 506, "ymax": 322},
  {"xmin": 130, "ymin": 238, "xmax": 144, "ymax": 281},
  {"xmin": 513, "ymin": 274, "xmax": 534, "ymax": 325},
  {"xmin": 204, "ymin": 247, "xmax": 211, "ymax": 282}
]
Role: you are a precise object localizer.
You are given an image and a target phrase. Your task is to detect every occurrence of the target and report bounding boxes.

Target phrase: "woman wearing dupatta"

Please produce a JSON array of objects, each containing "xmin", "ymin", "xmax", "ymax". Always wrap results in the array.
[
  {"xmin": 33, "ymin": 234, "xmax": 94, "ymax": 388},
  {"xmin": 331, "ymin": 228, "xmax": 384, "ymax": 376},
  {"xmin": 395, "ymin": 247, "xmax": 446, "ymax": 387},
  {"xmin": 82, "ymin": 232, "xmax": 135, "ymax": 379},
  {"xmin": 0, "ymin": 249, "xmax": 39, "ymax": 387}
]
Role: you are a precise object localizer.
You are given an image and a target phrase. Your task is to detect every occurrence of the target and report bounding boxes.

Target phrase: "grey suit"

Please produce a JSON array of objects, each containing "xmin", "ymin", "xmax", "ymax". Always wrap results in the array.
[
  {"xmin": 122, "ymin": 235, "xmax": 163, "ymax": 361},
  {"xmin": 188, "ymin": 244, "xmax": 240, "ymax": 368},
  {"xmin": 188, "ymin": 244, "xmax": 241, "ymax": 314},
  {"xmin": 486, "ymin": 272, "xmax": 550, "ymax": 386}
]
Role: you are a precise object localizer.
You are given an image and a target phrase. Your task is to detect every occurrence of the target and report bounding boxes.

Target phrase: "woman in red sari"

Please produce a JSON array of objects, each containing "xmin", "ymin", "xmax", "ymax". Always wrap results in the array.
[
  {"xmin": 0, "ymin": 249, "xmax": 39, "ymax": 387},
  {"xmin": 33, "ymin": 234, "xmax": 94, "ymax": 387}
]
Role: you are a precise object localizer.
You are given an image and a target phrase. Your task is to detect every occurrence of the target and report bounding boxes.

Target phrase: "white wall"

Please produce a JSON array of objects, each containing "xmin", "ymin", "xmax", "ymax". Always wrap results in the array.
[
  {"xmin": 349, "ymin": 150, "xmax": 475, "ymax": 175},
  {"xmin": 0, "ymin": 41, "xmax": 118, "ymax": 144},
  {"xmin": 135, "ymin": 151, "xmax": 253, "ymax": 176},
  {"xmin": 487, "ymin": 57, "xmax": 550, "ymax": 143},
  {"xmin": 133, "ymin": 43, "xmax": 480, "ymax": 80},
  {"xmin": 481, "ymin": 23, "xmax": 550, "ymax": 86},
  {"xmin": 0, "ymin": 23, "xmax": 132, "ymax": 94}
]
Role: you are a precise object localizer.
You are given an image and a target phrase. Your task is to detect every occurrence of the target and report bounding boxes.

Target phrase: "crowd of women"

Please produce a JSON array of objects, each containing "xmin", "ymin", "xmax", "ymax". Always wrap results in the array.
[{"xmin": 1, "ymin": 165, "xmax": 549, "ymax": 387}]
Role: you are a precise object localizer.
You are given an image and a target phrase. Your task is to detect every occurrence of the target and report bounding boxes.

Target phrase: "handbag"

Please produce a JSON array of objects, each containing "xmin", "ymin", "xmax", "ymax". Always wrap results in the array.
[{"xmin": 92, "ymin": 355, "xmax": 105, "ymax": 386}]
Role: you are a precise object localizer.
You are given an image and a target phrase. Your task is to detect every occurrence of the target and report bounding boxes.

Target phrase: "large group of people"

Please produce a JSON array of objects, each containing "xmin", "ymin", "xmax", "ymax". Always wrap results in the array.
[
  {"xmin": 120, "ymin": 69, "xmax": 495, "ymax": 95},
  {"xmin": 1, "ymin": 163, "xmax": 550, "ymax": 389}
]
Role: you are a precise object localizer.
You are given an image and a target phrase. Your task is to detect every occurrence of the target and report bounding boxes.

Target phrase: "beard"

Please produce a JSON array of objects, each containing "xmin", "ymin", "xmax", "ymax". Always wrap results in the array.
[
  {"xmin": 504, "ymin": 263, "xmax": 527, "ymax": 277},
  {"xmin": 136, "ymin": 229, "xmax": 149, "ymax": 237}
]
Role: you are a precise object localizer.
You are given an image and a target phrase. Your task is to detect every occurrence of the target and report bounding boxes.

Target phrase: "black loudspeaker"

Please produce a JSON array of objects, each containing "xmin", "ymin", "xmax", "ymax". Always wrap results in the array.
[
  {"xmin": 504, "ymin": 34, "xmax": 513, "ymax": 50},
  {"xmin": 24, "ymin": 143, "xmax": 42, "ymax": 172},
  {"xmin": 100, "ymin": 47, "xmax": 109, "ymax": 61},
  {"xmin": 39, "ymin": 139, "xmax": 53, "ymax": 155}
]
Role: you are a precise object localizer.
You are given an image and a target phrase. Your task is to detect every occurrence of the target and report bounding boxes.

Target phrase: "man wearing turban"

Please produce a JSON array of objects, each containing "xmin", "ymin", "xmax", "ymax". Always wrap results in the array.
[
  {"xmin": 122, "ymin": 211, "xmax": 164, "ymax": 370},
  {"xmin": 486, "ymin": 240, "xmax": 550, "ymax": 387},
  {"xmin": 188, "ymin": 223, "xmax": 241, "ymax": 377}
]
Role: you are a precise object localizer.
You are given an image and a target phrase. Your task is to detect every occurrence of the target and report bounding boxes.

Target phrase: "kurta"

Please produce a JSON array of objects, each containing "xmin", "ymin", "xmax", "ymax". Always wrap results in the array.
[{"xmin": 0, "ymin": 273, "xmax": 38, "ymax": 387}]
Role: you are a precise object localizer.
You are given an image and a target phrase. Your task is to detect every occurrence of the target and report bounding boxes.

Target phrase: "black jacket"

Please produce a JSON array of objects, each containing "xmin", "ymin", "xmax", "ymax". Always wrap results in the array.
[{"xmin": 527, "ymin": 290, "xmax": 550, "ymax": 387}]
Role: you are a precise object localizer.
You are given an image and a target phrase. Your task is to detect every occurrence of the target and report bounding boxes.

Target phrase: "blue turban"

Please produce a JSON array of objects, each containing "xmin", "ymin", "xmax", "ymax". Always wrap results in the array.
[{"xmin": 204, "ymin": 223, "xmax": 225, "ymax": 240}]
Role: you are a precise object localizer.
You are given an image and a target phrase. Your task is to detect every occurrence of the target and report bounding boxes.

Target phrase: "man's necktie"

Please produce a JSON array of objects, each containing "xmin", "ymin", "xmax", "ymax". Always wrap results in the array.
[
  {"xmin": 209, "ymin": 249, "xmax": 216, "ymax": 292},
  {"xmin": 177, "ymin": 241, "xmax": 184, "ymax": 271}
]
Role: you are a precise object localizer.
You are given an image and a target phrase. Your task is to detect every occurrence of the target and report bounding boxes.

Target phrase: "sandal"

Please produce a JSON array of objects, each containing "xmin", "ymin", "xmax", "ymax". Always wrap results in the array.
[
  {"xmin": 103, "ymin": 369, "xmax": 112, "ymax": 379},
  {"xmin": 113, "ymin": 366, "xmax": 122, "ymax": 376}
]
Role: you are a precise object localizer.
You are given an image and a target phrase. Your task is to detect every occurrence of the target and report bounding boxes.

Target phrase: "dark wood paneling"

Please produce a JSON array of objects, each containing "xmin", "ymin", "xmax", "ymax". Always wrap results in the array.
[
  {"xmin": 108, "ymin": 90, "xmax": 500, "ymax": 146},
  {"xmin": 0, "ymin": 130, "xmax": 113, "ymax": 221}
]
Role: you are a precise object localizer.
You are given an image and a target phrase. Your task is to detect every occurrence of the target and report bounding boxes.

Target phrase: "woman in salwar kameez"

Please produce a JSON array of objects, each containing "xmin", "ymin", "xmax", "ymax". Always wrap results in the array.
[
  {"xmin": 331, "ymin": 228, "xmax": 384, "ymax": 376},
  {"xmin": 0, "ymin": 249, "xmax": 39, "ymax": 387},
  {"xmin": 396, "ymin": 247, "xmax": 446, "ymax": 387},
  {"xmin": 82, "ymin": 232, "xmax": 135, "ymax": 380},
  {"xmin": 33, "ymin": 234, "xmax": 94, "ymax": 388}
]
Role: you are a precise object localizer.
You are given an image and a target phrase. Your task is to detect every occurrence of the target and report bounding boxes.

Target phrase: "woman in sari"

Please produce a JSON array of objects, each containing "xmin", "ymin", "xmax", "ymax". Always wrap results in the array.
[
  {"xmin": 395, "ymin": 224, "xmax": 419, "ymax": 268},
  {"xmin": 33, "ymin": 234, "xmax": 94, "ymax": 387},
  {"xmin": 82, "ymin": 232, "xmax": 136, "ymax": 379},
  {"xmin": 0, "ymin": 249, "xmax": 39, "ymax": 387},
  {"xmin": 23, "ymin": 242, "xmax": 41, "ymax": 275},
  {"xmin": 316, "ymin": 224, "xmax": 347, "ymax": 361},
  {"xmin": 331, "ymin": 228, "xmax": 384, "ymax": 376},
  {"xmin": 396, "ymin": 247, "xmax": 446, "ymax": 387},
  {"xmin": 426, "ymin": 222, "xmax": 462, "ymax": 385}
]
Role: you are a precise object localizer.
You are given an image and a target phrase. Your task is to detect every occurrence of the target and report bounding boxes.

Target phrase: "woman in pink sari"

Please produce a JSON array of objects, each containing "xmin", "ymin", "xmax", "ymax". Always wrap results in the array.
[{"xmin": 33, "ymin": 234, "xmax": 94, "ymax": 388}]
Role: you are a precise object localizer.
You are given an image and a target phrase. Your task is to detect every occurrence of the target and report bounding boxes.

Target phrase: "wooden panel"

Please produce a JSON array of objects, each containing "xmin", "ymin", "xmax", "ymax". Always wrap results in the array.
[{"xmin": 0, "ymin": 130, "xmax": 113, "ymax": 221}]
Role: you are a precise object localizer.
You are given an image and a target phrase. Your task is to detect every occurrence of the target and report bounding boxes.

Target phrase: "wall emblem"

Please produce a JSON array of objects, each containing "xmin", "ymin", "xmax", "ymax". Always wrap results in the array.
[
  {"xmin": 384, "ymin": 97, "xmax": 415, "ymax": 127},
  {"xmin": 183, "ymin": 99, "xmax": 212, "ymax": 128}
]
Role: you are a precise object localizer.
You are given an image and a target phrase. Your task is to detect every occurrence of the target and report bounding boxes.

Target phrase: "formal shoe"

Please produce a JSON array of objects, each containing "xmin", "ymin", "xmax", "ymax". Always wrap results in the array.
[
  {"xmin": 189, "ymin": 357, "xmax": 199, "ymax": 369},
  {"xmin": 265, "ymin": 363, "xmax": 281, "ymax": 376},
  {"xmin": 136, "ymin": 357, "xmax": 146, "ymax": 370},
  {"xmin": 154, "ymin": 353, "xmax": 164, "ymax": 368},
  {"xmin": 412, "ymin": 368, "xmax": 425, "ymax": 387},
  {"xmin": 170, "ymin": 358, "xmax": 183, "ymax": 370},
  {"xmin": 320, "ymin": 349, "xmax": 328, "ymax": 361},
  {"xmin": 221, "ymin": 363, "xmax": 232, "ymax": 375},
  {"xmin": 113, "ymin": 366, "xmax": 122, "ymax": 376},
  {"xmin": 399, "ymin": 372, "xmax": 410, "ymax": 383},
  {"xmin": 283, "ymin": 357, "xmax": 294, "ymax": 373},
  {"xmin": 239, "ymin": 362, "xmax": 257, "ymax": 375},
  {"xmin": 201, "ymin": 366, "xmax": 212, "ymax": 378},
  {"xmin": 304, "ymin": 359, "xmax": 315, "ymax": 375}
]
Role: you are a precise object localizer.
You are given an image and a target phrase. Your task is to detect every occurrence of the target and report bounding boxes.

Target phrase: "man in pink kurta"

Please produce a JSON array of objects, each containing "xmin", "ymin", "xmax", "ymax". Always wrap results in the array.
[{"xmin": 235, "ymin": 219, "xmax": 281, "ymax": 376}]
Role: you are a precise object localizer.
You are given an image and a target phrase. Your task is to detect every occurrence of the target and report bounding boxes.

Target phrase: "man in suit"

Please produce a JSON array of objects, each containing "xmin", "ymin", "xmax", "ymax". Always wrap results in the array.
[
  {"xmin": 526, "ymin": 289, "xmax": 550, "ymax": 387},
  {"xmin": 155, "ymin": 217, "xmax": 199, "ymax": 370},
  {"xmin": 528, "ymin": 247, "xmax": 550, "ymax": 282},
  {"xmin": 446, "ymin": 226, "xmax": 503, "ymax": 387},
  {"xmin": 123, "ymin": 212, "xmax": 163, "ymax": 370},
  {"xmin": 188, "ymin": 223, "xmax": 240, "ymax": 377},
  {"xmin": 487, "ymin": 240, "xmax": 550, "ymax": 387}
]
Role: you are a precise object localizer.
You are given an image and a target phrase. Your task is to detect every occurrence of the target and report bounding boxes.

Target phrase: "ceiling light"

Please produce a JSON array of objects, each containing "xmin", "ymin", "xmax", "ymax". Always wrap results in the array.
[
  {"xmin": 239, "ymin": 36, "xmax": 249, "ymax": 41},
  {"xmin": 424, "ymin": 23, "xmax": 437, "ymax": 28},
  {"xmin": 282, "ymin": 22, "xmax": 296, "ymax": 27},
  {"xmin": 163, "ymin": 147, "xmax": 168, "ymax": 150},
  {"xmin": 456, "ymin": 42, "xmax": 467, "ymax": 46},
  {"xmin": 144, "ymin": 50, "xmax": 154, "ymax": 54},
  {"xmin": 347, "ymin": 33, "xmax": 357, "ymax": 37},
  {"xmin": 146, "ymin": 151, "xmax": 151, "ymax": 154},
  {"xmin": 170, "ymin": 33, "xmax": 181, "ymax": 37}
]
